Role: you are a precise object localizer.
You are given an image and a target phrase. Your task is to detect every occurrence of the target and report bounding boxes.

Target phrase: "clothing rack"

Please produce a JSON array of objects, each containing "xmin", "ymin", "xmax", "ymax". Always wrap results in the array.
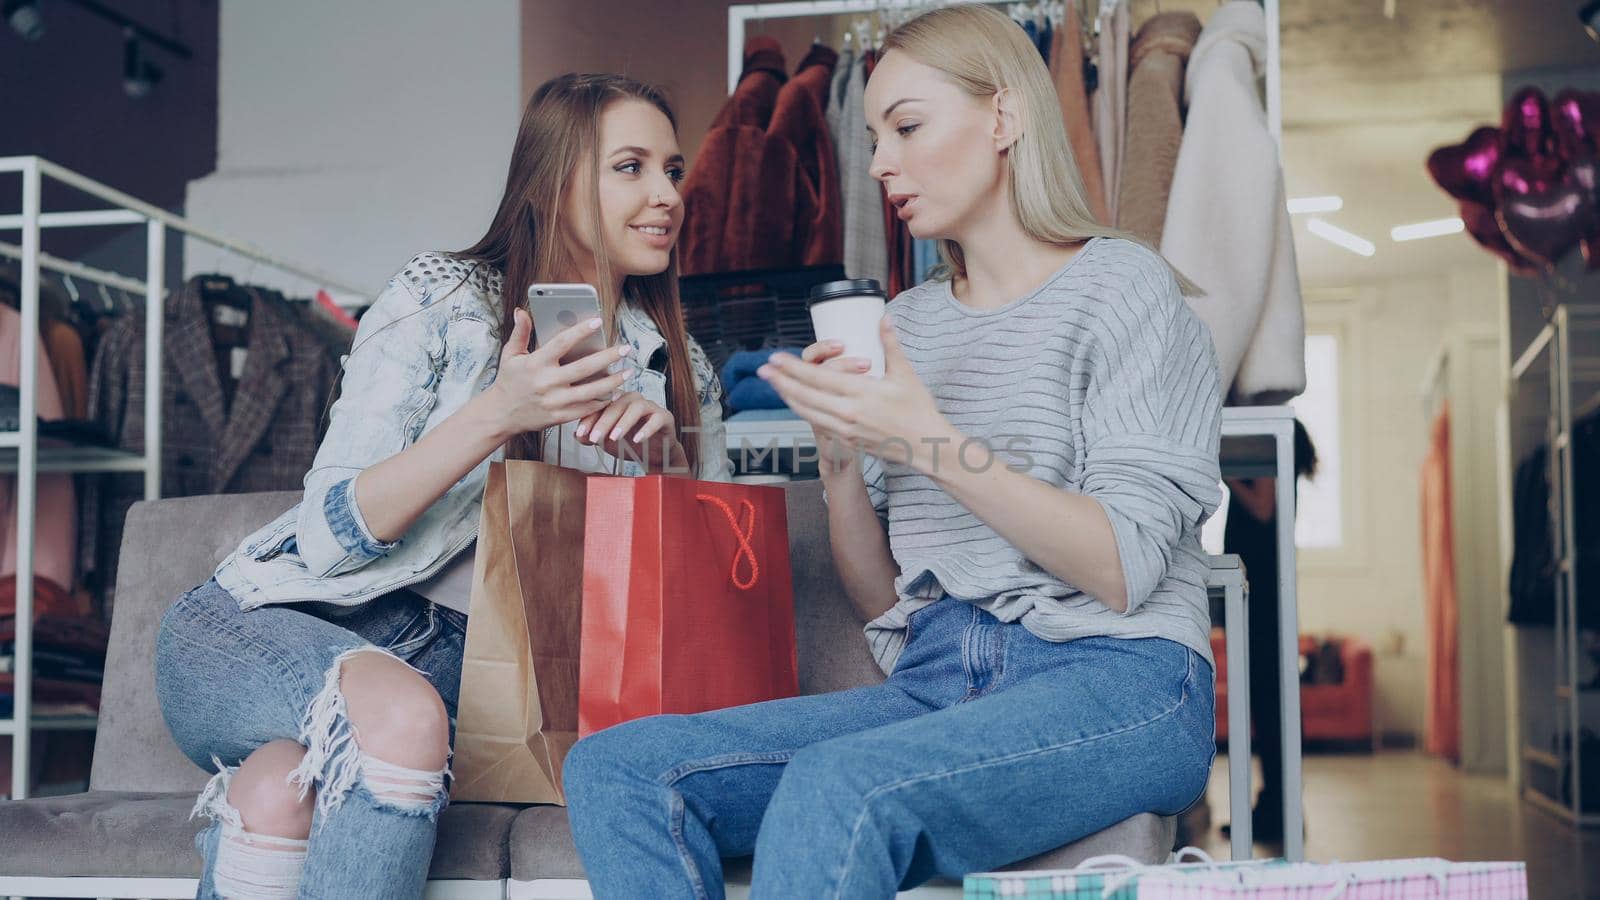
[
  {"xmin": 1507, "ymin": 304, "xmax": 1600, "ymax": 826},
  {"xmin": 726, "ymin": 0, "xmax": 1283, "ymax": 145},
  {"xmin": 0, "ymin": 155, "xmax": 370, "ymax": 801}
]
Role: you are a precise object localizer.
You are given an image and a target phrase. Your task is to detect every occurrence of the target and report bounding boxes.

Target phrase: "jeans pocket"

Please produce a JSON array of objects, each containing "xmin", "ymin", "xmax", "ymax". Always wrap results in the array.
[
  {"xmin": 385, "ymin": 602, "xmax": 442, "ymax": 660},
  {"xmin": 312, "ymin": 590, "xmax": 438, "ymax": 659},
  {"xmin": 902, "ymin": 600, "xmax": 940, "ymax": 648},
  {"xmin": 408, "ymin": 610, "xmax": 467, "ymax": 717}
]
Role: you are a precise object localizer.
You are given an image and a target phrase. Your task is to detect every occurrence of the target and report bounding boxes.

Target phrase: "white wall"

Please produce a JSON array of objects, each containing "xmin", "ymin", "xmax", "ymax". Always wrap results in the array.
[
  {"xmin": 184, "ymin": 1, "xmax": 522, "ymax": 299},
  {"xmin": 1294, "ymin": 264, "xmax": 1503, "ymax": 747}
]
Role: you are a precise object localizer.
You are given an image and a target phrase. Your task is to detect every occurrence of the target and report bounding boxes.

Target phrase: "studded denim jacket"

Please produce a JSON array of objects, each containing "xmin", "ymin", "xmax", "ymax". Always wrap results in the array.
[{"xmin": 214, "ymin": 252, "xmax": 730, "ymax": 611}]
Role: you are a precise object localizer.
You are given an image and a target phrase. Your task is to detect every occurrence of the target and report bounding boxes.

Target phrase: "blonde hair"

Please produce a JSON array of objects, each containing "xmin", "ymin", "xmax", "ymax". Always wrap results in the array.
[{"xmin": 882, "ymin": 4, "xmax": 1199, "ymax": 294}]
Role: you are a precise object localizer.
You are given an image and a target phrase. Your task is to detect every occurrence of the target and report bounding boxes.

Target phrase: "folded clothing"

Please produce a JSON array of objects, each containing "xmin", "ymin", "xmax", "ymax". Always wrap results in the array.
[
  {"xmin": 720, "ymin": 348, "xmax": 800, "ymax": 412},
  {"xmin": 0, "ymin": 612, "xmax": 109, "ymax": 658},
  {"xmin": 0, "ymin": 645, "xmax": 102, "ymax": 682},
  {"xmin": 0, "ymin": 673, "xmax": 102, "ymax": 709},
  {"xmin": 0, "ymin": 384, "xmax": 114, "ymax": 446},
  {"xmin": 0, "ymin": 574, "xmax": 81, "ymax": 619}
]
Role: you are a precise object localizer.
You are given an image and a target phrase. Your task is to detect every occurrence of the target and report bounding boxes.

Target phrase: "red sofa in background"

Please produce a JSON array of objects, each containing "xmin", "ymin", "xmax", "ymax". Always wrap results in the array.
[{"xmin": 1212, "ymin": 631, "xmax": 1376, "ymax": 749}]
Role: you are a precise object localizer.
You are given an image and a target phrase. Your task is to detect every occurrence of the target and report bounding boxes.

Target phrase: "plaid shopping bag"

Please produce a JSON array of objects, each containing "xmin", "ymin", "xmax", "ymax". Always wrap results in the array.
[{"xmin": 1132, "ymin": 858, "xmax": 1527, "ymax": 899}]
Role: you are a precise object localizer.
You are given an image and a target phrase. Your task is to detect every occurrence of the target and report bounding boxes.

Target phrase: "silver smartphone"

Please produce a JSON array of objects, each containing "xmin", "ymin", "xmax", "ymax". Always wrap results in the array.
[{"xmin": 528, "ymin": 283, "xmax": 607, "ymax": 365}]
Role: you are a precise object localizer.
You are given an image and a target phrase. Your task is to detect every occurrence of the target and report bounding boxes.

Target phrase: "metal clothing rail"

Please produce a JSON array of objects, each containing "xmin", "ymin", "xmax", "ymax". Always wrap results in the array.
[
  {"xmin": 0, "ymin": 239, "xmax": 150, "ymax": 296},
  {"xmin": 726, "ymin": 0, "xmax": 1284, "ymax": 144},
  {"xmin": 1510, "ymin": 305, "xmax": 1600, "ymax": 828},
  {"xmin": 0, "ymin": 155, "xmax": 369, "ymax": 802}
]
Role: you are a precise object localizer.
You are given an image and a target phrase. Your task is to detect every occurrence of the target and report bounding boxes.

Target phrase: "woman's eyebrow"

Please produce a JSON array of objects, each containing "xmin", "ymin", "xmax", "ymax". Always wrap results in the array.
[
  {"xmin": 609, "ymin": 146, "xmax": 685, "ymax": 165},
  {"xmin": 879, "ymin": 98, "xmax": 924, "ymax": 120}
]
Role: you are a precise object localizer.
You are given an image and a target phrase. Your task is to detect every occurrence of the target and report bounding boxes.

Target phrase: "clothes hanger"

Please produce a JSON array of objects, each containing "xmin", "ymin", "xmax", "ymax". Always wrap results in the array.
[{"xmin": 197, "ymin": 273, "xmax": 252, "ymax": 310}]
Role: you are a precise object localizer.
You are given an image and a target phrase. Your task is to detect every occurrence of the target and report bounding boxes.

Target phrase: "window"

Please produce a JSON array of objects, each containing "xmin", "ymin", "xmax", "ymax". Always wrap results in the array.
[
  {"xmin": 1201, "ymin": 332, "xmax": 1345, "ymax": 553},
  {"xmin": 1290, "ymin": 333, "xmax": 1342, "ymax": 549}
]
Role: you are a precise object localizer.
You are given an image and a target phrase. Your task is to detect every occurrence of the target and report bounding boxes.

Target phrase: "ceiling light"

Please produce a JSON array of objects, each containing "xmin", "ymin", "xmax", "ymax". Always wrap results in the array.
[
  {"xmin": 1391, "ymin": 217, "xmax": 1465, "ymax": 242},
  {"xmin": 1287, "ymin": 196, "xmax": 1343, "ymax": 215},
  {"xmin": 4, "ymin": 0, "xmax": 43, "ymax": 41},
  {"xmin": 1307, "ymin": 218, "xmax": 1376, "ymax": 257}
]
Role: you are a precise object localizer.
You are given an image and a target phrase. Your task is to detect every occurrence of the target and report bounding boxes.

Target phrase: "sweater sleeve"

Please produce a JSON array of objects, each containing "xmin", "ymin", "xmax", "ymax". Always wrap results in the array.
[{"xmin": 1079, "ymin": 260, "xmax": 1223, "ymax": 614}]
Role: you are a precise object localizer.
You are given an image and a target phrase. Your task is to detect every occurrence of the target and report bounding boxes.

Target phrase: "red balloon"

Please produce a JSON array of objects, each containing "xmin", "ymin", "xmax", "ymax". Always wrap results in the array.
[
  {"xmin": 1460, "ymin": 200, "xmax": 1536, "ymax": 275},
  {"xmin": 1427, "ymin": 127, "xmax": 1503, "ymax": 207},
  {"xmin": 1552, "ymin": 89, "xmax": 1600, "ymax": 162},
  {"xmin": 1494, "ymin": 157, "xmax": 1594, "ymax": 267}
]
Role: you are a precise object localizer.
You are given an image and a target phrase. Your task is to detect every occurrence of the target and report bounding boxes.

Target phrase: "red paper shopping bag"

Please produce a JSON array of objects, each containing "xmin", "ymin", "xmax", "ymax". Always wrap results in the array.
[{"xmin": 579, "ymin": 476, "xmax": 798, "ymax": 737}]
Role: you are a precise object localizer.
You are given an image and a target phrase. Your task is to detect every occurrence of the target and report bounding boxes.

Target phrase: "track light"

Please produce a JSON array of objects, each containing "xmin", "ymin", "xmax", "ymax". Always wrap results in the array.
[
  {"xmin": 1584, "ymin": 0, "xmax": 1600, "ymax": 44},
  {"xmin": 4, "ymin": 0, "xmax": 43, "ymax": 41},
  {"xmin": 122, "ymin": 29, "xmax": 162, "ymax": 99}
]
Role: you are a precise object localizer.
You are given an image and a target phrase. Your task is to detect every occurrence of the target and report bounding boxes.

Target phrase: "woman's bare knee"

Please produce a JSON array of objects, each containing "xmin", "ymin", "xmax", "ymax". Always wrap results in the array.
[
  {"xmin": 229, "ymin": 740, "xmax": 314, "ymax": 840},
  {"xmin": 339, "ymin": 651, "xmax": 450, "ymax": 771}
]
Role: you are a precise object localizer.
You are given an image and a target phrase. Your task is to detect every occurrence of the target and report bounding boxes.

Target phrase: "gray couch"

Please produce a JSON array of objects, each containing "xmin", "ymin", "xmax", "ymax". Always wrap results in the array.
[{"xmin": 0, "ymin": 481, "xmax": 1173, "ymax": 898}]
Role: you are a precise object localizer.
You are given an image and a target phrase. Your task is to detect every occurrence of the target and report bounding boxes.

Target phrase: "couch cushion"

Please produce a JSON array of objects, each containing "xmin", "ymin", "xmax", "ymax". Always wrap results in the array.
[
  {"xmin": 91, "ymin": 492, "xmax": 303, "ymax": 793},
  {"xmin": 506, "ymin": 805, "xmax": 1171, "ymax": 881},
  {"xmin": 0, "ymin": 791, "xmax": 519, "ymax": 880},
  {"xmin": 507, "ymin": 804, "xmax": 583, "ymax": 879}
]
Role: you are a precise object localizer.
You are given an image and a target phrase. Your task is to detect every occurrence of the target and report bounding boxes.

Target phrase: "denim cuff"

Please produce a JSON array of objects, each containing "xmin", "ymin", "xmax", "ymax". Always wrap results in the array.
[
  {"xmin": 296, "ymin": 476, "xmax": 397, "ymax": 576},
  {"xmin": 325, "ymin": 476, "xmax": 396, "ymax": 560}
]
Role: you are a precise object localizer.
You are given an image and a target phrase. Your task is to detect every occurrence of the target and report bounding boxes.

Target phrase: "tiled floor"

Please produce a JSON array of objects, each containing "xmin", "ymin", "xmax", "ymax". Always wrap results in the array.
[{"xmin": 1190, "ymin": 750, "xmax": 1600, "ymax": 899}]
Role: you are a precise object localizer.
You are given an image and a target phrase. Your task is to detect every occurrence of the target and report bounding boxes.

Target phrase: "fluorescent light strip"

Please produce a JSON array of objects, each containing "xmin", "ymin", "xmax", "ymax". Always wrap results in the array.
[
  {"xmin": 1390, "ymin": 217, "xmax": 1464, "ymax": 242},
  {"xmin": 1287, "ymin": 195, "xmax": 1343, "ymax": 214},
  {"xmin": 1307, "ymin": 218, "xmax": 1376, "ymax": 257}
]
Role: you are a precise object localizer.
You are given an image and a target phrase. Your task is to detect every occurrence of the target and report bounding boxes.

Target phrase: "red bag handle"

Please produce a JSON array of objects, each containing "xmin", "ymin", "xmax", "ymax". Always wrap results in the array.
[{"xmin": 695, "ymin": 493, "xmax": 760, "ymax": 590}]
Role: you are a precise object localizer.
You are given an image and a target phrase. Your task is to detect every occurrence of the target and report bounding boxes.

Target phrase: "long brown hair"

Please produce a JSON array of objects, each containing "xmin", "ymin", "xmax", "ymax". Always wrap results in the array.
[{"xmin": 454, "ymin": 73, "xmax": 702, "ymax": 467}]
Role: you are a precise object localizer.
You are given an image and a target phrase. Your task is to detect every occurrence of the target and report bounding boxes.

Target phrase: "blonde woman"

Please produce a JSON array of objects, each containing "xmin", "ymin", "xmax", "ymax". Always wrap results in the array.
[{"xmin": 563, "ymin": 6, "xmax": 1222, "ymax": 897}]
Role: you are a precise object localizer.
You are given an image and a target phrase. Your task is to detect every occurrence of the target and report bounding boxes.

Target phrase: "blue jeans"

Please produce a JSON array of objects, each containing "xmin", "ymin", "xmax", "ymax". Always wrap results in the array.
[
  {"xmin": 564, "ymin": 596, "xmax": 1216, "ymax": 899},
  {"xmin": 154, "ymin": 578, "xmax": 467, "ymax": 900}
]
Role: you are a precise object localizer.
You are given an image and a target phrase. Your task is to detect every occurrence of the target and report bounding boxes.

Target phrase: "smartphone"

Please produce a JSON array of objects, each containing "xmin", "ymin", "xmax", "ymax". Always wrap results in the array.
[{"xmin": 528, "ymin": 283, "xmax": 607, "ymax": 364}]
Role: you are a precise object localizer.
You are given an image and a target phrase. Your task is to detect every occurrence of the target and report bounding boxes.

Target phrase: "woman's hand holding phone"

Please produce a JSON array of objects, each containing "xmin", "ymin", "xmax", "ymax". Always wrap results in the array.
[{"xmin": 487, "ymin": 308, "xmax": 632, "ymax": 436}]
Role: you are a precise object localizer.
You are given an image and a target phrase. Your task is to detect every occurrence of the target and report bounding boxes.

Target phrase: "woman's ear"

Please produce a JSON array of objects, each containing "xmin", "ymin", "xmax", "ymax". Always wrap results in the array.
[{"xmin": 991, "ymin": 88, "xmax": 1023, "ymax": 153}]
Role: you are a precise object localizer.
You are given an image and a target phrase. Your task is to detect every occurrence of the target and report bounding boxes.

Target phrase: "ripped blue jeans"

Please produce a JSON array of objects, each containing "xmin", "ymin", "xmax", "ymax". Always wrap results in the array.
[{"xmin": 155, "ymin": 577, "xmax": 466, "ymax": 899}]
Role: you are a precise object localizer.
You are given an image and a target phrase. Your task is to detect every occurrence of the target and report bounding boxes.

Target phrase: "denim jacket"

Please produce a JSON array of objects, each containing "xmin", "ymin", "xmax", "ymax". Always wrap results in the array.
[{"xmin": 215, "ymin": 252, "xmax": 731, "ymax": 610}]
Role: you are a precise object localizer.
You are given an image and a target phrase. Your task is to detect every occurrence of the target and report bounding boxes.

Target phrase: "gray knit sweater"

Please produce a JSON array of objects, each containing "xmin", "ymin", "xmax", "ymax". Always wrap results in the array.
[{"xmin": 846, "ymin": 237, "xmax": 1224, "ymax": 674}]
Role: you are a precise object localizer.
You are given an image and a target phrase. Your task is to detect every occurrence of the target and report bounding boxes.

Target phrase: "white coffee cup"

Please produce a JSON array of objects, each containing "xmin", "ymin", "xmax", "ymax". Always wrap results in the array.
[{"xmin": 808, "ymin": 279, "xmax": 888, "ymax": 378}]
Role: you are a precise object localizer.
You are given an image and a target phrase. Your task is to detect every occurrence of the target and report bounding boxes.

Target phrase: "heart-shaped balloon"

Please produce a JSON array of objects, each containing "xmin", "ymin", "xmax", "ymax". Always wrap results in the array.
[
  {"xmin": 1494, "ymin": 157, "xmax": 1594, "ymax": 267},
  {"xmin": 1504, "ymin": 87, "xmax": 1557, "ymax": 158},
  {"xmin": 1427, "ymin": 127, "xmax": 1503, "ymax": 207},
  {"xmin": 1567, "ymin": 156, "xmax": 1600, "ymax": 271},
  {"xmin": 1459, "ymin": 200, "xmax": 1536, "ymax": 275},
  {"xmin": 1553, "ymin": 89, "xmax": 1600, "ymax": 163}
]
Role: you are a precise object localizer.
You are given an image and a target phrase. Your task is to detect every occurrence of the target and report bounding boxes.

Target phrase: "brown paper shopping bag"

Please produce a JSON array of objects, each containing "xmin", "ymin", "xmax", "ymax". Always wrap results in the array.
[{"xmin": 450, "ymin": 459, "xmax": 588, "ymax": 804}]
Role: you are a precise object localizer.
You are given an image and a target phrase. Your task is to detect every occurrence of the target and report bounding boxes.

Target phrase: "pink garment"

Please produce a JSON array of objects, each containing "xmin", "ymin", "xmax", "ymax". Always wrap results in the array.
[
  {"xmin": 1420, "ymin": 408, "xmax": 1459, "ymax": 762},
  {"xmin": 0, "ymin": 305, "xmax": 76, "ymax": 591}
]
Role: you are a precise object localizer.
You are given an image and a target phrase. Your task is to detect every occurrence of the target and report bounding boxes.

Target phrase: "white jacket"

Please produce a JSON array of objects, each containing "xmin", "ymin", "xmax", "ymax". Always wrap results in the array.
[{"xmin": 1160, "ymin": 0, "xmax": 1304, "ymax": 405}]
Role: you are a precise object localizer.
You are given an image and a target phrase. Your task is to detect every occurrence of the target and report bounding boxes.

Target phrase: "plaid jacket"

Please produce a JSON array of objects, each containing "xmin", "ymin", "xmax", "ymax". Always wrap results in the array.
[{"xmin": 82, "ymin": 278, "xmax": 338, "ymax": 594}]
